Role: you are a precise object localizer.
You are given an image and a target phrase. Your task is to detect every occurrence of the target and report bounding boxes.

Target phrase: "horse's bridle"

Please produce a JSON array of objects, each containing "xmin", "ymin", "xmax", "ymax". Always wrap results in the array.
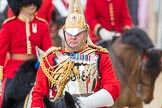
[{"xmin": 137, "ymin": 55, "xmax": 154, "ymax": 97}]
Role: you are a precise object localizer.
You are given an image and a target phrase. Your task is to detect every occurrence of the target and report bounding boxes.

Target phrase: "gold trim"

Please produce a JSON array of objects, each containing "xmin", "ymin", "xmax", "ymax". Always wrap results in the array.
[
  {"xmin": 40, "ymin": 57, "xmax": 79, "ymax": 101},
  {"xmin": 0, "ymin": 66, "xmax": 3, "ymax": 81},
  {"xmin": 80, "ymin": 47, "xmax": 96, "ymax": 54},
  {"xmin": 23, "ymin": 94, "xmax": 29, "ymax": 108},
  {"xmin": 124, "ymin": 25, "xmax": 132, "ymax": 29},
  {"xmin": 3, "ymin": 16, "xmax": 16, "ymax": 24},
  {"xmin": 35, "ymin": 16, "xmax": 48, "ymax": 24},
  {"xmin": 88, "ymin": 44, "xmax": 109, "ymax": 53},
  {"xmin": 0, "ymin": 66, "xmax": 3, "ymax": 69},
  {"xmin": 26, "ymin": 20, "xmax": 32, "ymax": 55},
  {"xmin": 109, "ymin": 3, "xmax": 115, "ymax": 26}
]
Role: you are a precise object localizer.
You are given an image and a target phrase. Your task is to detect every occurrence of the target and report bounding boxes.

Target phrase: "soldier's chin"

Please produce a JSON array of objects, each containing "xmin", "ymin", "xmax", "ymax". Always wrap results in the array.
[
  {"xmin": 66, "ymin": 45, "xmax": 84, "ymax": 52},
  {"xmin": 68, "ymin": 47, "xmax": 82, "ymax": 52},
  {"xmin": 69, "ymin": 44, "xmax": 79, "ymax": 49}
]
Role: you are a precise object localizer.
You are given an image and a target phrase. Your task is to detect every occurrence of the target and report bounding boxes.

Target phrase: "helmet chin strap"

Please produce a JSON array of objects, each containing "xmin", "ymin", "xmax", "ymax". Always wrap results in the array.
[{"xmin": 64, "ymin": 35, "xmax": 87, "ymax": 52}]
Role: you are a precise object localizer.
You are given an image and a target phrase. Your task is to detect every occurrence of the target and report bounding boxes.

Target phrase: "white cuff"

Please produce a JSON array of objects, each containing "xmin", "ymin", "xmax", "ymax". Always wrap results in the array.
[
  {"xmin": 99, "ymin": 28, "xmax": 115, "ymax": 41},
  {"xmin": 78, "ymin": 89, "xmax": 114, "ymax": 108}
]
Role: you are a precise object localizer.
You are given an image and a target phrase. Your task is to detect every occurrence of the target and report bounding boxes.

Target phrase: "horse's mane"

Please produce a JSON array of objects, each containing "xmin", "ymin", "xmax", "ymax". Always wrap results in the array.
[
  {"xmin": 121, "ymin": 27, "xmax": 154, "ymax": 54},
  {"xmin": 5, "ymin": 58, "xmax": 38, "ymax": 101}
]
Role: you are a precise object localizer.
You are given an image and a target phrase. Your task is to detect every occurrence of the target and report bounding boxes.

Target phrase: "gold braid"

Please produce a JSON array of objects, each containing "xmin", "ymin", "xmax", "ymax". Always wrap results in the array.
[
  {"xmin": 88, "ymin": 44, "xmax": 109, "ymax": 53},
  {"xmin": 54, "ymin": 60, "xmax": 74, "ymax": 100},
  {"xmin": 40, "ymin": 46, "xmax": 108, "ymax": 101},
  {"xmin": 41, "ymin": 56, "xmax": 79, "ymax": 101}
]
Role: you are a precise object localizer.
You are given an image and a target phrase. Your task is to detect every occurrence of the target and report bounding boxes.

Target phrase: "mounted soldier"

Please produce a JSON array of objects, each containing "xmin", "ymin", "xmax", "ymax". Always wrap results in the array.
[{"xmin": 31, "ymin": 0, "xmax": 120, "ymax": 108}]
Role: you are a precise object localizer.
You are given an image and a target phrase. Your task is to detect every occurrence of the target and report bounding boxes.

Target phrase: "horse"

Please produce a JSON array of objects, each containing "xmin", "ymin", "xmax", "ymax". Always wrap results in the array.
[
  {"xmin": 105, "ymin": 27, "xmax": 162, "ymax": 108},
  {"xmin": 4, "ymin": 58, "xmax": 38, "ymax": 108},
  {"xmin": 43, "ymin": 91, "xmax": 79, "ymax": 108}
]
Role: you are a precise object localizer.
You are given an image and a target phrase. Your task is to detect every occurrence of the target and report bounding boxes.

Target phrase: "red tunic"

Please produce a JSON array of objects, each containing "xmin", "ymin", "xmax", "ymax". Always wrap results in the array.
[
  {"xmin": 8, "ymin": 0, "xmax": 55, "ymax": 23},
  {"xmin": 85, "ymin": 0, "xmax": 133, "ymax": 43},
  {"xmin": 0, "ymin": 16, "xmax": 52, "ymax": 78},
  {"xmin": 31, "ymin": 49, "xmax": 120, "ymax": 108}
]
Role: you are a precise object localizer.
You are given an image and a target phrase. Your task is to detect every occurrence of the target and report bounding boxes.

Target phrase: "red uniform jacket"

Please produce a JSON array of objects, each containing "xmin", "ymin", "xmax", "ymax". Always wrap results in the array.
[
  {"xmin": 85, "ymin": 0, "xmax": 133, "ymax": 43},
  {"xmin": 8, "ymin": 0, "xmax": 54, "ymax": 23},
  {"xmin": 31, "ymin": 49, "xmax": 120, "ymax": 108},
  {"xmin": 0, "ymin": 16, "xmax": 52, "ymax": 78}
]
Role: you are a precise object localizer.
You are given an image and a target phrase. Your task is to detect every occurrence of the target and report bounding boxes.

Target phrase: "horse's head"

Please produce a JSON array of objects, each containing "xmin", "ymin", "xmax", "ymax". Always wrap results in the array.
[
  {"xmin": 137, "ymin": 48, "xmax": 162, "ymax": 103},
  {"xmin": 43, "ymin": 91, "xmax": 78, "ymax": 108},
  {"xmin": 111, "ymin": 27, "xmax": 162, "ymax": 105}
]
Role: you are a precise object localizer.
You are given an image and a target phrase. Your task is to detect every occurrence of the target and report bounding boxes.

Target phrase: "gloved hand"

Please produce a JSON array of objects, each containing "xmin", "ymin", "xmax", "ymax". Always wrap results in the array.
[
  {"xmin": 76, "ymin": 89, "xmax": 114, "ymax": 108},
  {"xmin": 98, "ymin": 28, "xmax": 116, "ymax": 41},
  {"xmin": 0, "ymin": 66, "xmax": 3, "ymax": 81}
]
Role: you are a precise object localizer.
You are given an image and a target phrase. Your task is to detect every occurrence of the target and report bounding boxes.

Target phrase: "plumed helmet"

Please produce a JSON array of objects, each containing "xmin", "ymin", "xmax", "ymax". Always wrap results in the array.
[
  {"xmin": 7, "ymin": 0, "xmax": 42, "ymax": 16},
  {"xmin": 63, "ymin": 0, "xmax": 94, "ymax": 47},
  {"xmin": 63, "ymin": 0, "xmax": 89, "ymax": 36}
]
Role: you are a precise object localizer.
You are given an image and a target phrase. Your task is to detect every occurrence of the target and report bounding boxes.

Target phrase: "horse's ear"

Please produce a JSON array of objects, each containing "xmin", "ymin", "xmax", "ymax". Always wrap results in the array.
[
  {"xmin": 36, "ymin": 46, "xmax": 45, "ymax": 62},
  {"xmin": 64, "ymin": 91, "xmax": 75, "ymax": 107},
  {"xmin": 43, "ymin": 95, "xmax": 54, "ymax": 108}
]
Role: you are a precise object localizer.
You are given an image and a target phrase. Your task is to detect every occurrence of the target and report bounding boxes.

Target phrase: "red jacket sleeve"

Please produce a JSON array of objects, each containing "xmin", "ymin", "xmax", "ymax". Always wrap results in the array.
[
  {"xmin": 120, "ymin": 0, "xmax": 133, "ymax": 28},
  {"xmin": 99, "ymin": 52, "xmax": 120, "ymax": 101},
  {"xmin": 0, "ymin": 23, "xmax": 10, "ymax": 66},
  {"xmin": 85, "ymin": 0, "xmax": 99, "ymax": 33},
  {"xmin": 31, "ymin": 67, "xmax": 50, "ymax": 108}
]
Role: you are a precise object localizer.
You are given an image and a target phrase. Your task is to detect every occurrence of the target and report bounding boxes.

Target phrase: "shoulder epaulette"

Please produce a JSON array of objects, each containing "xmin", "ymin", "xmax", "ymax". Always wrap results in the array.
[
  {"xmin": 35, "ymin": 16, "xmax": 48, "ymax": 24},
  {"xmin": 41, "ymin": 47, "xmax": 62, "ymax": 69},
  {"xmin": 88, "ymin": 44, "xmax": 109, "ymax": 53},
  {"xmin": 42, "ymin": 47, "xmax": 62, "ymax": 58},
  {"xmin": 3, "ymin": 16, "xmax": 16, "ymax": 24}
]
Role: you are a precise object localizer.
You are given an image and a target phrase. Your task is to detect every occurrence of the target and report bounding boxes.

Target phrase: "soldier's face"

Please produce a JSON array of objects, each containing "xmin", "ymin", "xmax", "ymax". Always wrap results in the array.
[
  {"xmin": 65, "ymin": 31, "xmax": 86, "ymax": 48},
  {"xmin": 21, "ymin": 4, "xmax": 37, "ymax": 15}
]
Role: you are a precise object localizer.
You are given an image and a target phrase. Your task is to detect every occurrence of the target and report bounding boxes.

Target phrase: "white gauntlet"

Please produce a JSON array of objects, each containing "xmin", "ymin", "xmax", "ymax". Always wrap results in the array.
[
  {"xmin": 77, "ymin": 89, "xmax": 114, "ymax": 108},
  {"xmin": 98, "ymin": 28, "xmax": 116, "ymax": 41}
]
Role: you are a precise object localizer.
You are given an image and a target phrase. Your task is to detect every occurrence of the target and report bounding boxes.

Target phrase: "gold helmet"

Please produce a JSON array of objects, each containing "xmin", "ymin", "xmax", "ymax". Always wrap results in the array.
[
  {"xmin": 63, "ymin": 0, "xmax": 93, "ymax": 46},
  {"xmin": 63, "ymin": 0, "xmax": 89, "ymax": 36}
]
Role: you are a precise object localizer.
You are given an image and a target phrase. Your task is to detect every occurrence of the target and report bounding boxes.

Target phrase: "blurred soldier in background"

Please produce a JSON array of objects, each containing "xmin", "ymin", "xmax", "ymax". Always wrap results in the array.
[
  {"xmin": 0, "ymin": 0, "xmax": 52, "ymax": 107},
  {"xmin": 85, "ymin": 0, "xmax": 133, "ymax": 46},
  {"xmin": 8, "ymin": 0, "xmax": 54, "ymax": 24}
]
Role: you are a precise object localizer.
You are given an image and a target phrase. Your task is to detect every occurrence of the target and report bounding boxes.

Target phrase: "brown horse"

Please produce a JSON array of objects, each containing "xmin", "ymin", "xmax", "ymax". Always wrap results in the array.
[{"xmin": 107, "ymin": 28, "xmax": 162, "ymax": 108}]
